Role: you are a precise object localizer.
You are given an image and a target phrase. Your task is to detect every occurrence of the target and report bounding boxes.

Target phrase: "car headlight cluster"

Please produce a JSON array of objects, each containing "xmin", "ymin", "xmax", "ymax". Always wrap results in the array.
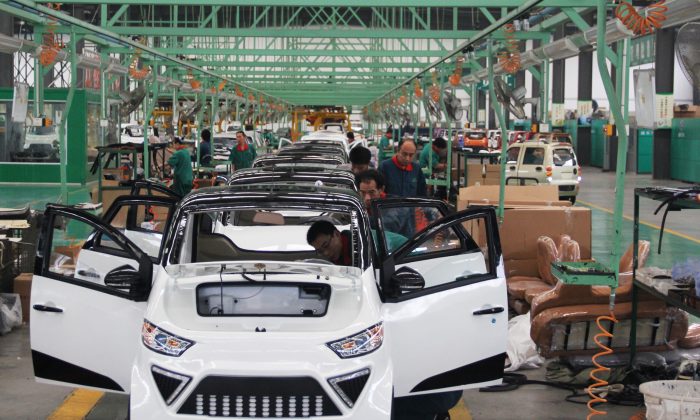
[
  {"xmin": 142, "ymin": 320, "xmax": 195, "ymax": 357},
  {"xmin": 326, "ymin": 323, "xmax": 384, "ymax": 359}
]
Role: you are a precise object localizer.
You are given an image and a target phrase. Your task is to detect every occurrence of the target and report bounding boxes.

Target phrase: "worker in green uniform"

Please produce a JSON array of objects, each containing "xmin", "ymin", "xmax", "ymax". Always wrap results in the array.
[
  {"xmin": 229, "ymin": 130, "xmax": 257, "ymax": 171},
  {"xmin": 377, "ymin": 127, "xmax": 394, "ymax": 162},
  {"xmin": 419, "ymin": 136, "xmax": 447, "ymax": 174},
  {"xmin": 167, "ymin": 137, "xmax": 193, "ymax": 197}
]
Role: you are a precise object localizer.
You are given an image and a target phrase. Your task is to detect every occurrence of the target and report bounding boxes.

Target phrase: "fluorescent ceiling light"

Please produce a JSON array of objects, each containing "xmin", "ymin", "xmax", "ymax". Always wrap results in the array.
[
  {"xmin": 76, "ymin": 54, "xmax": 101, "ymax": 69},
  {"xmin": 541, "ymin": 38, "xmax": 580, "ymax": 60},
  {"xmin": 0, "ymin": 34, "xmax": 24, "ymax": 54}
]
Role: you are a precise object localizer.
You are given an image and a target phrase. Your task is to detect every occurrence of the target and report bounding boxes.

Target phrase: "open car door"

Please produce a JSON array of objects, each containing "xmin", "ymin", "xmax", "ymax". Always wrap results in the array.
[
  {"xmin": 130, "ymin": 180, "xmax": 182, "ymax": 200},
  {"xmin": 371, "ymin": 198, "xmax": 506, "ymax": 397},
  {"xmin": 31, "ymin": 196, "xmax": 176, "ymax": 393}
]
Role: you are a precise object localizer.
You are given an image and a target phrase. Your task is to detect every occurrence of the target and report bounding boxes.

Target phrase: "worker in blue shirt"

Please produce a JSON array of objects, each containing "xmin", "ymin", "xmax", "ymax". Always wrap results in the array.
[{"xmin": 379, "ymin": 138, "xmax": 426, "ymax": 197}]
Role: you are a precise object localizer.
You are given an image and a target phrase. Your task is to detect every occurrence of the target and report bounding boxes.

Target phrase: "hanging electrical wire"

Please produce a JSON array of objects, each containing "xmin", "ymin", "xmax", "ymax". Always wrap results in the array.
[
  {"xmin": 39, "ymin": 3, "xmax": 63, "ymax": 67},
  {"xmin": 429, "ymin": 71, "xmax": 441, "ymax": 102},
  {"xmin": 586, "ymin": 312, "xmax": 619, "ymax": 420},
  {"xmin": 413, "ymin": 79, "xmax": 423, "ymax": 98},
  {"xmin": 128, "ymin": 37, "xmax": 151, "ymax": 80},
  {"xmin": 186, "ymin": 70, "xmax": 201, "ymax": 89},
  {"xmin": 449, "ymin": 56, "xmax": 464, "ymax": 87},
  {"xmin": 615, "ymin": 0, "xmax": 668, "ymax": 35},
  {"xmin": 498, "ymin": 23, "xmax": 521, "ymax": 74}
]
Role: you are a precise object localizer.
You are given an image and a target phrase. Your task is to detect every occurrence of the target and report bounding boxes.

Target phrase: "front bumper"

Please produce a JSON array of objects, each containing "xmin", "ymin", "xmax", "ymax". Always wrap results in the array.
[
  {"xmin": 130, "ymin": 345, "xmax": 392, "ymax": 419},
  {"xmin": 548, "ymin": 180, "xmax": 580, "ymax": 197}
]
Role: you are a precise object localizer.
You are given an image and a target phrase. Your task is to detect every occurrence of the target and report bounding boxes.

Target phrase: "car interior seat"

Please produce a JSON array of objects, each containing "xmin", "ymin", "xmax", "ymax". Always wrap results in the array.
[{"xmin": 529, "ymin": 240, "xmax": 694, "ymax": 357}]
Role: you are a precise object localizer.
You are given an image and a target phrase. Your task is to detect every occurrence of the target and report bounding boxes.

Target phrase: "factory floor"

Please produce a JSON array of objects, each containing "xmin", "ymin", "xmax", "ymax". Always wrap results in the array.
[{"xmin": 1, "ymin": 167, "xmax": 699, "ymax": 419}]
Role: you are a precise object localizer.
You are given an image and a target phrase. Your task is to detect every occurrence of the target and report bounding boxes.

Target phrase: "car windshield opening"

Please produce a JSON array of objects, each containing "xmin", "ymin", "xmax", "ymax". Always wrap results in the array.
[
  {"xmin": 553, "ymin": 148, "xmax": 577, "ymax": 167},
  {"xmin": 173, "ymin": 207, "xmax": 360, "ymax": 267}
]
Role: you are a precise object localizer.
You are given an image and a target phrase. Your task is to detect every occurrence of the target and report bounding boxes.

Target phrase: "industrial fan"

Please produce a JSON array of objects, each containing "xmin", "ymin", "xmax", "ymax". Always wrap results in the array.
[
  {"xmin": 443, "ymin": 90, "xmax": 467, "ymax": 121},
  {"xmin": 676, "ymin": 22, "xmax": 700, "ymax": 88},
  {"xmin": 179, "ymin": 100, "xmax": 202, "ymax": 124},
  {"xmin": 493, "ymin": 77, "xmax": 538, "ymax": 120},
  {"xmin": 118, "ymin": 85, "xmax": 146, "ymax": 119}
]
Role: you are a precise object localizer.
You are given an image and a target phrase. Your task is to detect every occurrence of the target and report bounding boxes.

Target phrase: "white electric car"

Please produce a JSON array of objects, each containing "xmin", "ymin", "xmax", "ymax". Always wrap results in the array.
[{"xmin": 31, "ymin": 185, "xmax": 507, "ymax": 419}]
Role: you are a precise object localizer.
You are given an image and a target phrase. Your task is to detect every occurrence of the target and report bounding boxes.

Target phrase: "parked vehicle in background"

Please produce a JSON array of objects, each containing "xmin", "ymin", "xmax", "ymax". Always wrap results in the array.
[
  {"xmin": 505, "ymin": 141, "xmax": 581, "ymax": 202},
  {"xmin": 463, "ymin": 130, "xmax": 488, "ymax": 151},
  {"xmin": 527, "ymin": 132, "xmax": 573, "ymax": 146},
  {"xmin": 487, "ymin": 130, "xmax": 503, "ymax": 150}
]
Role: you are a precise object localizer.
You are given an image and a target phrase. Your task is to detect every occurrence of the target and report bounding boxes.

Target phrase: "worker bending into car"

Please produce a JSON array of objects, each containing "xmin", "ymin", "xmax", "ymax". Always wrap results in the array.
[{"xmin": 306, "ymin": 221, "xmax": 352, "ymax": 265}]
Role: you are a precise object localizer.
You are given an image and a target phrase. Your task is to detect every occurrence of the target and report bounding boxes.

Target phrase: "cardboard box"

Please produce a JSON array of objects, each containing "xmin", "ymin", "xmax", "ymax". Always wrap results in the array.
[
  {"xmin": 465, "ymin": 164, "xmax": 502, "ymax": 187},
  {"xmin": 13, "ymin": 273, "xmax": 32, "ymax": 323},
  {"xmin": 458, "ymin": 184, "xmax": 560, "ymax": 207},
  {"xmin": 457, "ymin": 185, "xmax": 591, "ymax": 278}
]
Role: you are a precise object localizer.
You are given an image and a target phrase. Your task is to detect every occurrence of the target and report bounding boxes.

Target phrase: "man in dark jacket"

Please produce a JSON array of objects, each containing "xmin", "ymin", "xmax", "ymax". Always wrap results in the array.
[{"xmin": 379, "ymin": 138, "xmax": 426, "ymax": 197}]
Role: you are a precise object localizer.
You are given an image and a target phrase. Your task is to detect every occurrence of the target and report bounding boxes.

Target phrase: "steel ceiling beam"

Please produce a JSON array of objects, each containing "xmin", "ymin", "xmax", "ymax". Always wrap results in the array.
[
  {"xmin": 45, "ymin": 0, "xmax": 598, "ymax": 6},
  {"xmin": 4, "ymin": 0, "xmax": 293, "ymax": 104},
  {"xmin": 104, "ymin": 47, "xmax": 449, "ymax": 57}
]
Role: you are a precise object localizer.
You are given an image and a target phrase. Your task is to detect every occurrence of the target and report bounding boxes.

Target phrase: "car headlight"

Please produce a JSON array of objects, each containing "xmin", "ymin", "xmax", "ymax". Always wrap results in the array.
[
  {"xmin": 326, "ymin": 323, "xmax": 383, "ymax": 359},
  {"xmin": 142, "ymin": 320, "xmax": 195, "ymax": 357}
]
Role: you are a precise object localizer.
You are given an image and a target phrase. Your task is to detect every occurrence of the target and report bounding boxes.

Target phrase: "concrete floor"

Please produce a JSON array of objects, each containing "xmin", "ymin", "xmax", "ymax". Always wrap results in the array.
[{"xmin": 1, "ymin": 166, "xmax": 698, "ymax": 419}]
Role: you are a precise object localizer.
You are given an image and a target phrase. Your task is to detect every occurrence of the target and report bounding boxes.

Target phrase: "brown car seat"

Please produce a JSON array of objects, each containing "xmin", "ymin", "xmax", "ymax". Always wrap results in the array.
[{"xmin": 529, "ymin": 240, "xmax": 692, "ymax": 357}]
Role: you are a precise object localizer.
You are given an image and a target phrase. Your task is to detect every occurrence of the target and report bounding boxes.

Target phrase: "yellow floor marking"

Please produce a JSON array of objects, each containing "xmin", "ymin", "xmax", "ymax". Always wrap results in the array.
[
  {"xmin": 578, "ymin": 199, "xmax": 700, "ymax": 245},
  {"xmin": 47, "ymin": 389, "xmax": 104, "ymax": 420},
  {"xmin": 449, "ymin": 398, "xmax": 473, "ymax": 420}
]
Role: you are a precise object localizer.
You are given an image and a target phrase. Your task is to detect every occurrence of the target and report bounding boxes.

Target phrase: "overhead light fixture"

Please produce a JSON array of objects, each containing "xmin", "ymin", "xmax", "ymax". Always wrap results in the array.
[
  {"xmin": 76, "ymin": 54, "xmax": 101, "ymax": 69},
  {"xmin": 519, "ymin": 50, "xmax": 541, "ymax": 69},
  {"xmin": 540, "ymin": 38, "xmax": 580, "ymax": 61},
  {"xmin": 660, "ymin": 0, "xmax": 700, "ymax": 29},
  {"xmin": 0, "ymin": 33, "xmax": 24, "ymax": 54},
  {"xmin": 475, "ymin": 68, "xmax": 489, "ymax": 79},
  {"xmin": 105, "ymin": 61, "xmax": 128, "ymax": 76},
  {"xmin": 155, "ymin": 75, "xmax": 167, "ymax": 84},
  {"xmin": 167, "ymin": 79, "xmax": 184, "ymax": 89},
  {"xmin": 582, "ymin": 19, "xmax": 634, "ymax": 46}
]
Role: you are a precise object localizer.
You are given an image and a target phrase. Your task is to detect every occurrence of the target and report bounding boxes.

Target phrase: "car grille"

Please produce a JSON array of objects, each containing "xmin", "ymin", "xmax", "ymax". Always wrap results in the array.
[
  {"xmin": 177, "ymin": 376, "xmax": 341, "ymax": 417},
  {"xmin": 558, "ymin": 185, "xmax": 576, "ymax": 192}
]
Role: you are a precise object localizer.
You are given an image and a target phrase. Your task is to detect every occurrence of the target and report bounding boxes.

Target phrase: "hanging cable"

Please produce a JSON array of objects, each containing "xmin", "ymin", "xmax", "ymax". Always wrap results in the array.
[
  {"xmin": 615, "ymin": 1, "xmax": 668, "ymax": 36},
  {"xmin": 587, "ymin": 312, "xmax": 618, "ymax": 420},
  {"xmin": 497, "ymin": 23, "xmax": 521, "ymax": 74},
  {"xmin": 39, "ymin": 3, "xmax": 63, "ymax": 67}
]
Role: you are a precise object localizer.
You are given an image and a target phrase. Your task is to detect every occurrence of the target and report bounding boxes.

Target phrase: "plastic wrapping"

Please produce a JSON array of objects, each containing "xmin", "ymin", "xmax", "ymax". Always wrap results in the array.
[
  {"xmin": 640, "ymin": 380, "xmax": 700, "ymax": 420},
  {"xmin": 0, "ymin": 293, "xmax": 22, "ymax": 335},
  {"xmin": 504, "ymin": 313, "xmax": 545, "ymax": 372}
]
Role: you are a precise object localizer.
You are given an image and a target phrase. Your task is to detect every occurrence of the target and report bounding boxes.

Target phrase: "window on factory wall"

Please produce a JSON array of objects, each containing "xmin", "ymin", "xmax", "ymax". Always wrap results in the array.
[
  {"xmin": 0, "ymin": 101, "xmax": 66, "ymax": 164},
  {"xmin": 86, "ymin": 103, "xmax": 102, "ymax": 167}
]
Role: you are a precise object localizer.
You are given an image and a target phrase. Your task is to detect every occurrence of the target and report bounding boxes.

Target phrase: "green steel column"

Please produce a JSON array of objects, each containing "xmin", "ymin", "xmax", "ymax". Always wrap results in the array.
[
  {"xmin": 487, "ymin": 41, "xmax": 509, "ymax": 222},
  {"xmin": 100, "ymin": 50, "xmax": 108, "ymax": 146},
  {"xmin": 143, "ymin": 67, "xmax": 158, "ymax": 180},
  {"xmin": 195, "ymin": 80, "xmax": 206, "ymax": 174},
  {"xmin": 59, "ymin": 32, "xmax": 79, "ymax": 203},
  {"xmin": 34, "ymin": 27, "xmax": 44, "ymax": 117},
  {"xmin": 597, "ymin": 0, "xmax": 628, "ymax": 302}
]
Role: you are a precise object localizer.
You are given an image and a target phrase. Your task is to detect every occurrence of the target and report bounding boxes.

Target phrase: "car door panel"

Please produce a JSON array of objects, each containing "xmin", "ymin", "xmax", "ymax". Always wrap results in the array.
[
  {"xmin": 31, "ymin": 274, "xmax": 147, "ymax": 392},
  {"xmin": 32, "ymin": 198, "xmax": 174, "ymax": 393},
  {"xmin": 372, "ymin": 201, "xmax": 506, "ymax": 397},
  {"xmin": 383, "ymin": 278, "xmax": 507, "ymax": 396}
]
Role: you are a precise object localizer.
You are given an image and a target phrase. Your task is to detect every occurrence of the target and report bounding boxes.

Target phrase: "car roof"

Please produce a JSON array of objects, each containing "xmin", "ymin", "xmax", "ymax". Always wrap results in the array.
[
  {"xmin": 180, "ymin": 184, "xmax": 363, "ymax": 212},
  {"xmin": 228, "ymin": 168, "xmax": 356, "ymax": 189}
]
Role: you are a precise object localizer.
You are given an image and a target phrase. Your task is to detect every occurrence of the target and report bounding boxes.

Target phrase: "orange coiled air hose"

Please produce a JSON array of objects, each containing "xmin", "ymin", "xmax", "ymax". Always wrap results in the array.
[
  {"xmin": 586, "ymin": 312, "xmax": 618, "ymax": 420},
  {"xmin": 615, "ymin": 0, "xmax": 668, "ymax": 36},
  {"xmin": 498, "ymin": 23, "xmax": 521, "ymax": 74}
]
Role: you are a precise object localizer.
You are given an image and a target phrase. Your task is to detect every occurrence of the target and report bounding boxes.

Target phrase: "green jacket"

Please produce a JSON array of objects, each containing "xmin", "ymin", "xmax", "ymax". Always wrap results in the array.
[
  {"xmin": 167, "ymin": 148, "xmax": 193, "ymax": 196},
  {"xmin": 377, "ymin": 136, "xmax": 393, "ymax": 162},
  {"xmin": 229, "ymin": 143, "xmax": 257, "ymax": 170},
  {"xmin": 419, "ymin": 145, "xmax": 440, "ymax": 171}
]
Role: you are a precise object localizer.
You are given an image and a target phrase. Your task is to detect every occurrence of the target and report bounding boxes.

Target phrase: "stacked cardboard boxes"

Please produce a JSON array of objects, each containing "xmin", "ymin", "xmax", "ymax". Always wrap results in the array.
[
  {"xmin": 458, "ymin": 185, "xmax": 591, "ymax": 278},
  {"xmin": 13, "ymin": 273, "xmax": 32, "ymax": 323}
]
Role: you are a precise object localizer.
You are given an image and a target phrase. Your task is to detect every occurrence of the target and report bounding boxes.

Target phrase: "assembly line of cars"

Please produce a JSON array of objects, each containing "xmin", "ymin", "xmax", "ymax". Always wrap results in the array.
[{"xmin": 31, "ymin": 130, "xmax": 510, "ymax": 419}]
